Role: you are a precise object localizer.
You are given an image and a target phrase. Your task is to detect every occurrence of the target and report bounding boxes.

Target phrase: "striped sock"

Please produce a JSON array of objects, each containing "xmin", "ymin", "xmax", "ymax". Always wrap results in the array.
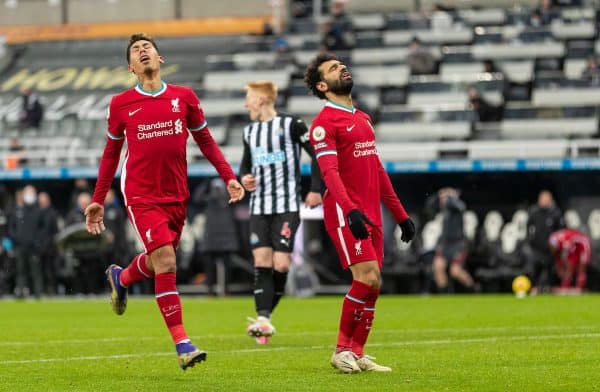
[
  {"xmin": 335, "ymin": 280, "xmax": 370, "ymax": 353},
  {"xmin": 155, "ymin": 272, "xmax": 188, "ymax": 344},
  {"xmin": 351, "ymin": 287, "xmax": 379, "ymax": 357},
  {"xmin": 120, "ymin": 253, "xmax": 153, "ymax": 287}
]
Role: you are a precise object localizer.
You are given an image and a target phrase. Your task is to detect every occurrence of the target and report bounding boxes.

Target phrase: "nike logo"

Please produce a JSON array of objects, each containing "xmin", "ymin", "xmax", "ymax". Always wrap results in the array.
[
  {"xmin": 128, "ymin": 108, "xmax": 142, "ymax": 116},
  {"xmin": 346, "ymin": 124, "xmax": 355, "ymax": 132},
  {"xmin": 164, "ymin": 310, "xmax": 180, "ymax": 317}
]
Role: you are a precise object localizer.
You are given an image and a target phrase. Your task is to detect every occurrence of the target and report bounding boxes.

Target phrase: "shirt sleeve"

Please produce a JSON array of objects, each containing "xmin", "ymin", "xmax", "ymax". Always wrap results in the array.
[
  {"xmin": 92, "ymin": 98, "xmax": 124, "ymax": 205},
  {"xmin": 291, "ymin": 117, "xmax": 322, "ymax": 193},
  {"xmin": 185, "ymin": 87, "xmax": 208, "ymax": 132},
  {"xmin": 377, "ymin": 159, "xmax": 409, "ymax": 223},
  {"xmin": 239, "ymin": 134, "xmax": 252, "ymax": 178},
  {"xmin": 106, "ymin": 96, "xmax": 125, "ymax": 141},
  {"xmin": 310, "ymin": 119, "xmax": 356, "ymax": 216}
]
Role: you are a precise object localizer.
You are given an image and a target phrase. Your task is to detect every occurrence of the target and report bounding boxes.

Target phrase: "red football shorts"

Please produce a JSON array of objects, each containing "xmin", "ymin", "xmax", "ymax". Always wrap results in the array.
[
  {"xmin": 126, "ymin": 202, "xmax": 187, "ymax": 254},
  {"xmin": 326, "ymin": 224, "xmax": 383, "ymax": 270}
]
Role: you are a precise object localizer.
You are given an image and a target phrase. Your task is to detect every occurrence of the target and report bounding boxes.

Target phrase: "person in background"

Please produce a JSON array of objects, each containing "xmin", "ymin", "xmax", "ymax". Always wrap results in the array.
[
  {"xmin": 200, "ymin": 178, "xmax": 240, "ymax": 297},
  {"xmin": 321, "ymin": 0, "xmax": 355, "ymax": 51},
  {"xmin": 524, "ymin": 190, "xmax": 564, "ymax": 293},
  {"xmin": 581, "ymin": 56, "xmax": 600, "ymax": 86},
  {"xmin": 19, "ymin": 88, "xmax": 44, "ymax": 130},
  {"xmin": 38, "ymin": 191, "xmax": 59, "ymax": 295},
  {"xmin": 549, "ymin": 228, "xmax": 591, "ymax": 292},
  {"xmin": 426, "ymin": 187, "xmax": 477, "ymax": 293},
  {"xmin": 407, "ymin": 37, "xmax": 437, "ymax": 75},
  {"xmin": 468, "ymin": 86, "xmax": 504, "ymax": 122},
  {"xmin": 8, "ymin": 185, "xmax": 45, "ymax": 298}
]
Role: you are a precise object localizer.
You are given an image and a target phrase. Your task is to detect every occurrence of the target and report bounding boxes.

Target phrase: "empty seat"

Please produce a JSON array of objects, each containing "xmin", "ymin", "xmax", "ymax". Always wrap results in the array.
[
  {"xmin": 469, "ymin": 139, "xmax": 569, "ymax": 159},
  {"xmin": 564, "ymin": 58, "xmax": 588, "ymax": 79},
  {"xmin": 472, "ymin": 42, "xmax": 565, "ymax": 60},
  {"xmin": 501, "ymin": 118, "xmax": 598, "ymax": 138},
  {"xmin": 532, "ymin": 88, "xmax": 600, "ymax": 107},
  {"xmin": 203, "ymin": 70, "xmax": 291, "ymax": 91},
  {"xmin": 352, "ymin": 65, "xmax": 410, "ymax": 87},
  {"xmin": 376, "ymin": 121, "xmax": 471, "ymax": 141}
]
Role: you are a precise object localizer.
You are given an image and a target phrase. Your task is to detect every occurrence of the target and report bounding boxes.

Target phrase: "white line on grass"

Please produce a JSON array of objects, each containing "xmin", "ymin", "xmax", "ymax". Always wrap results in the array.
[
  {"xmin": 1, "ymin": 332, "xmax": 599, "ymax": 365},
  {"xmin": 1, "ymin": 325, "xmax": 599, "ymax": 346}
]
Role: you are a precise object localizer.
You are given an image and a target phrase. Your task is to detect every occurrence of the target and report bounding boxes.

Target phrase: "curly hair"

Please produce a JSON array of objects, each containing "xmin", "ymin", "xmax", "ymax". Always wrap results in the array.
[
  {"xmin": 126, "ymin": 33, "xmax": 159, "ymax": 64},
  {"xmin": 303, "ymin": 52, "xmax": 339, "ymax": 100}
]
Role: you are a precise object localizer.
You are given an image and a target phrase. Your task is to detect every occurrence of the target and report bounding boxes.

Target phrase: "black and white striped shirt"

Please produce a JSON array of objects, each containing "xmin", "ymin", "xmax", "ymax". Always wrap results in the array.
[{"xmin": 240, "ymin": 112, "xmax": 321, "ymax": 215}]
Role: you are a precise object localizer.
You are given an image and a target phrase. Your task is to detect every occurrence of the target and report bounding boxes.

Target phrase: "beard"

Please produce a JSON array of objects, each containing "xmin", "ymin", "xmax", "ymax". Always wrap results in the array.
[{"xmin": 327, "ymin": 77, "xmax": 353, "ymax": 96}]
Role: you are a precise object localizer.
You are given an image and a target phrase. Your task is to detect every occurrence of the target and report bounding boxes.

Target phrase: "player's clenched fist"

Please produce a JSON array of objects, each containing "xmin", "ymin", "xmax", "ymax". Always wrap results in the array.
[
  {"xmin": 227, "ymin": 179, "xmax": 245, "ymax": 203},
  {"xmin": 241, "ymin": 174, "xmax": 257, "ymax": 192},
  {"xmin": 84, "ymin": 202, "xmax": 105, "ymax": 235}
]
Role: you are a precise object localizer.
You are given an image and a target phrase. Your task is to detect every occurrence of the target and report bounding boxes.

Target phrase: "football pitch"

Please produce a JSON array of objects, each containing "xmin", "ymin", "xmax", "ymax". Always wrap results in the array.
[{"xmin": 1, "ymin": 294, "xmax": 599, "ymax": 391}]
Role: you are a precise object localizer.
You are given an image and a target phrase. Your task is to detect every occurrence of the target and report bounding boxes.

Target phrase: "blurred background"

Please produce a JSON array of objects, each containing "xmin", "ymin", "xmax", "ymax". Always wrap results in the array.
[{"xmin": 0, "ymin": 0, "xmax": 599, "ymax": 298}]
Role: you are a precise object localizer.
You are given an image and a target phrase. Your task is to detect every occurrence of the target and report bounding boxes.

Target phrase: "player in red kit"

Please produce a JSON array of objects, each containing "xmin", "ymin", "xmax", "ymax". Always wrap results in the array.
[
  {"xmin": 549, "ymin": 228, "xmax": 591, "ymax": 292},
  {"xmin": 304, "ymin": 53, "xmax": 416, "ymax": 373},
  {"xmin": 84, "ymin": 34, "xmax": 245, "ymax": 370}
]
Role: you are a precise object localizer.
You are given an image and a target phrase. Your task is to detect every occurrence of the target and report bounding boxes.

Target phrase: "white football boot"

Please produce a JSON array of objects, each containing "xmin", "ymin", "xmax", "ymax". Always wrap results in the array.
[
  {"xmin": 356, "ymin": 355, "xmax": 392, "ymax": 372},
  {"xmin": 330, "ymin": 351, "xmax": 361, "ymax": 373}
]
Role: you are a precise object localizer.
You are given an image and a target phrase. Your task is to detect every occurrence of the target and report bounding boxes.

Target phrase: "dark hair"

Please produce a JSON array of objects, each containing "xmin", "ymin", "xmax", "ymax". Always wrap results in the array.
[
  {"xmin": 304, "ymin": 52, "xmax": 339, "ymax": 100},
  {"xmin": 126, "ymin": 33, "xmax": 159, "ymax": 64}
]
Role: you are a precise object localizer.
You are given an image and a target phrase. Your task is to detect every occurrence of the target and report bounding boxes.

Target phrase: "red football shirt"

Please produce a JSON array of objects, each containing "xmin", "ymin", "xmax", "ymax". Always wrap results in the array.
[
  {"xmin": 309, "ymin": 101, "xmax": 408, "ymax": 229},
  {"xmin": 549, "ymin": 228, "xmax": 592, "ymax": 265},
  {"xmin": 92, "ymin": 82, "xmax": 235, "ymax": 206}
]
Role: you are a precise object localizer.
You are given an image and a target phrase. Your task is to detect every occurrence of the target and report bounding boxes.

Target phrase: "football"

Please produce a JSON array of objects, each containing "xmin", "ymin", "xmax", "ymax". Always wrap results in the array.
[{"xmin": 512, "ymin": 275, "xmax": 532, "ymax": 298}]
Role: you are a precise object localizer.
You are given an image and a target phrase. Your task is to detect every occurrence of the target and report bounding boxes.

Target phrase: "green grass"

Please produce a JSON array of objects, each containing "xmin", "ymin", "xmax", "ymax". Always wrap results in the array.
[{"xmin": 1, "ymin": 294, "xmax": 600, "ymax": 391}]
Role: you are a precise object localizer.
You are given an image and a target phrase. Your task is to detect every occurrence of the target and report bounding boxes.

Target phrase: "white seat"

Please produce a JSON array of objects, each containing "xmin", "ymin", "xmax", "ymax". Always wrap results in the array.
[
  {"xmin": 421, "ymin": 219, "xmax": 442, "ymax": 252},
  {"xmin": 533, "ymin": 88, "xmax": 600, "ymax": 107},
  {"xmin": 286, "ymin": 96, "xmax": 323, "ymax": 116},
  {"xmin": 204, "ymin": 70, "xmax": 290, "ymax": 91},
  {"xmin": 500, "ymin": 222, "xmax": 519, "ymax": 254},
  {"xmin": 564, "ymin": 209, "xmax": 582, "ymax": 230},
  {"xmin": 472, "ymin": 42, "xmax": 565, "ymax": 60},
  {"xmin": 483, "ymin": 210, "xmax": 504, "ymax": 242},
  {"xmin": 458, "ymin": 9, "xmax": 506, "ymax": 25},
  {"xmin": 587, "ymin": 209, "xmax": 600, "ymax": 240},
  {"xmin": 463, "ymin": 210, "xmax": 478, "ymax": 241},
  {"xmin": 551, "ymin": 21, "xmax": 596, "ymax": 40},
  {"xmin": 439, "ymin": 62, "xmax": 484, "ymax": 82},
  {"xmin": 200, "ymin": 98, "xmax": 246, "ymax": 116},
  {"xmin": 469, "ymin": 140, "xmax": 568, "ymax": 159},
  {"xmin": 501, "ymin": 118, "xmax": 598, "ymax": 139},
  {"xmin": 376, "ymin": 121, "xmax": 470, "ymax": 141},
  {"xmin": 563, "ymin": 59, "xmax": 587, "ymax": 80},
  {"xmin": 353, "ymin": 64, "xmax": 410, "ymax": 87},
  {"xmin": 511, "ymin": 209, "xmax": 529, "ymax": 240},
  {"xmin": 350, "ymin": 14, "xmax": 386, "ymax": 30},
  {"xmin": 498, "ymin": 61, "xmax": 534, "ymax": 83},
  {"xmin": 350, "ymin": 47, "xmax": 408, "ymax": 65}
]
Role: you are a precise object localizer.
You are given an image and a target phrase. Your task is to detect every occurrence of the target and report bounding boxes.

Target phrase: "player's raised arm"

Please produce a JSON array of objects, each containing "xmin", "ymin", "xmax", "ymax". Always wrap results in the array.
[{"xmin": 86, "ymin": 97, "xmax": 125, "ymax": 235}]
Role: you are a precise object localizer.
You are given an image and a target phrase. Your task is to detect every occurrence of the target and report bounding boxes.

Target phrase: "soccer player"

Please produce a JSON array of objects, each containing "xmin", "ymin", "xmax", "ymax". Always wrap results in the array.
[
  {"xmin": 84, "ymin": 33, "xmax": 245, "ymax": 370},
  {"xmin": 549, "ymin": 228, "xmax": 591, "ymax": 292},
  {"xmin": 240, "ymin": 80, "xmax": 322, "ymax": 344},
  {"xmin": 304, "ymin": 53, "xmax": 416, "ymax": 373}
]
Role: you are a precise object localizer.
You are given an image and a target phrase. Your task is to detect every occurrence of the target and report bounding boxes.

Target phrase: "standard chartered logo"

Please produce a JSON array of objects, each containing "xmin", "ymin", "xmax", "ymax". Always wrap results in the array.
[{"xmin": 137, "ymin": 118, "xmax": 184, "ymax": 140}]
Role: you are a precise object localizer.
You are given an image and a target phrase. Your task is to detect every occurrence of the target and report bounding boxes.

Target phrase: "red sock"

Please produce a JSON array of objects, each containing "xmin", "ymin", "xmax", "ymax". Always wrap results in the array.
[
  {"xmin": 155, "ymin": 272, "xmax": 188, "ymax": 344},
  {"xmin": 351, "ymin": 287, "xmax": 379, "ymax": 357},
  {"xmin": 336, "ymin": 280, "xmax": 370, "ymax": 353},
  {"xmin": 120, "ymin": 253, "xmax": 153, "ymax": 287}
]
